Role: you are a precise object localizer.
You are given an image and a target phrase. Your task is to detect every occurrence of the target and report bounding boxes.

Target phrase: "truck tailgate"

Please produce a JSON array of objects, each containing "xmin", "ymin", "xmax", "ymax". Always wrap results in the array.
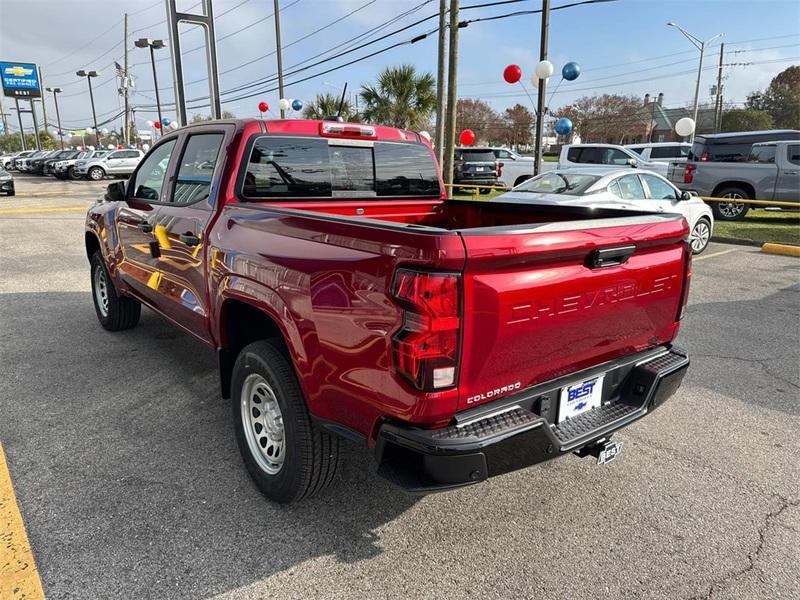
[{"xmin": 457, "ymin": 214, "xmax": 689, "ymax": 410}]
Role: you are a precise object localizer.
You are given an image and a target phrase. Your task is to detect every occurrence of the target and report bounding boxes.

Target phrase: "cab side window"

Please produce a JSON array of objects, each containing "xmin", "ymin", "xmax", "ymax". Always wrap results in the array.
[
  {"xmin": 130, "ymin": 140, "xmax": 176, "ymax": 201},
  {"xmin": 603, "ymin": 148, "xmax": 633, "ymax": 165},
  {"xmin": 172, "ymin": 134, "xmax": 224, "ymax": 204}
]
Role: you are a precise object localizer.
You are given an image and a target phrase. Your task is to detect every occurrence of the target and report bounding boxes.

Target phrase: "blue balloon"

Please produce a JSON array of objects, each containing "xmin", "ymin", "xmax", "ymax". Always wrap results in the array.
[
  {"xmin": 554, "ymin": 117, "xmax": 573, "ymax": 136},
  {"xmin": 161, "ymin": 118, "xmax": 170, "ymax": 126},
  {"xmin": 291, "ymin": 99, "xmax": 303, "ymax": 111},
  {"xmin": 562, "ymin": 61, "xmax": 581, "ymax": 81}
]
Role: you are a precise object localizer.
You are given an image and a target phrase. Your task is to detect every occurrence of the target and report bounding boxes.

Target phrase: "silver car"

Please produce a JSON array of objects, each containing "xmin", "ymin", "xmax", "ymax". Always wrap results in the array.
[{"xmin": 73, "ymin": 149, "xmax": 144, "ymax": 180}]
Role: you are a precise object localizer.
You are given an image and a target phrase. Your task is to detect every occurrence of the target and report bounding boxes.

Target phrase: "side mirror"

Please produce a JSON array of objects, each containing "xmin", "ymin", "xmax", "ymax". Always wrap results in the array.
[
  {"xmin": 105, "ymin": 181, "xmax": 126, "ymax": 203},
  {"xmin": 680, "ymin": 190, "xmax": 693, "ymax": 201},
  {"xmin": 626, "ymin": 158, "xmax": 638, "ymax": 168}
]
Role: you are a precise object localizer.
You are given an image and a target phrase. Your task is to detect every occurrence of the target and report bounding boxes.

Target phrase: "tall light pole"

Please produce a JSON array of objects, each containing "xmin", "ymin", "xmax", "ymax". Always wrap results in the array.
[
  {"xmin": 76, "ymin": 70, "xmax": 101, "ymax": 146},
  {"xmin": 46, "ymin": 87, "xmax": 64, "ymax": 150},
  {"xmin": 667, "ymin": 22, "xmax": 723, "ymax": 142},
  {"xmin": 135, "ymin": 38, "xmax": 166, "ymax": 136},
  {"xmin": 273, "ymin": 0, "xmax": 286, "ymax": 118}
]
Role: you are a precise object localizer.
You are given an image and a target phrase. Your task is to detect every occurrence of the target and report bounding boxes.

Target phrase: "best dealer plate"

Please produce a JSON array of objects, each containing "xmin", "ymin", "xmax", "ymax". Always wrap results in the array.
[{"xmin": 558, "ymin": 375, "xmax": 604, "ymax": 423}]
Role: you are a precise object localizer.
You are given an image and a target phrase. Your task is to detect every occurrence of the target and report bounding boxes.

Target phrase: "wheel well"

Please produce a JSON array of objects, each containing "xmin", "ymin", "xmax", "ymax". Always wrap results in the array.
[
  {"xmin": 712, "ymin": 181, "xmax": 754, "ymax": 199},
  {"xmin": 217, "ymin": 299, "xmax": 286, "ymax": 398},
  {"xmin": 514, "ymin": 175, "xmax": 531, "ymax": 187},
  {"xmin": 85, "ymin": 232, "xmax": 101, "ymax": 261}
]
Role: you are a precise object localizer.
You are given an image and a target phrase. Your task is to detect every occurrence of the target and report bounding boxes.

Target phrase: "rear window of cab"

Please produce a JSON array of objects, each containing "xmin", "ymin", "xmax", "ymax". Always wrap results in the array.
[{"xmin": 241, "ymin": 136, "xmax": 441, "ymax": 200}]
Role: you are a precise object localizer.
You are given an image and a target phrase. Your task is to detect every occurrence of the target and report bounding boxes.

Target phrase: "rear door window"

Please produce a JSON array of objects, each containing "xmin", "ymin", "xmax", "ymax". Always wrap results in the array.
[
  {"xmin": 612, "ymin": 174, "xmax": 646, "ymax": 200},
  {"xmin": 788, "ymin": 144, "xmax": 800, "ymax": 166},
  {"xmin": 748, "ymin": 145, "xmax": 777, "ymax": 164}
]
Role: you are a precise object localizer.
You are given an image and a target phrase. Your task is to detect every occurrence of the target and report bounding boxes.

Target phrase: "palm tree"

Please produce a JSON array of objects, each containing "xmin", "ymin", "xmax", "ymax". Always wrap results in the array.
[
  {"xmin": 302, "ymin": 93, "xmax": 358, "ymax": 121},
  {"xmin": 359, "ymin": 65, "xmax": 436, "ymax": 130}
]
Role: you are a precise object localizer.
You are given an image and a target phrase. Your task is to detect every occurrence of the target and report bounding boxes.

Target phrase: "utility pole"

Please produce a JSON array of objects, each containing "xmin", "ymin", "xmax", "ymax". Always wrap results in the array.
[
  {"xmin": 30, "ymin": 100, "xmax": 41, "ymax": 150},
  {"xmin": 434, "ymin": 0, "xmax": 448, "ymax": 163},
  {"xmin": 0, "ymin": 97, "xmax": 9, "ymax": 137},
  {"xmin": 714, "ymin": 43, "xmax": 724, "ymax": 132},
  {"xmin": 441, "ymin": 0, "xmax": 460, "ymax": 188},
  {"xmin": 273, "ymin": 0, "xmax": 286, "ymax": 118},
  {"xmin": 124, "ymin": 13, "xmax": 130, "ymax": 144},
  {"xmin": 533, "ymin": 0, "xmax": 550, "ymax": 176},
  {"xmin": 38, "ymin": 67, "xmax": 49, "ymax": 138},
  {"xmin": 13, "ymin": 99, "xmax": 26, "ymax": 151},
  {"xmin": 46, "ymin": 87, "xmax": 64, "ymax": 149}
]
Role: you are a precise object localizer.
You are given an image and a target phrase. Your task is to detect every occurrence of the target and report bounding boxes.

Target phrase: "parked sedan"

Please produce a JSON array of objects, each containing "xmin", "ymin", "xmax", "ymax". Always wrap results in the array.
[
  {"xmin": 0, "ymin": 167, "xmax": 14, "ymax": 195},
  {"xmin": 497, "ymin": 168, "xmax": 714, "ymax": 254}
]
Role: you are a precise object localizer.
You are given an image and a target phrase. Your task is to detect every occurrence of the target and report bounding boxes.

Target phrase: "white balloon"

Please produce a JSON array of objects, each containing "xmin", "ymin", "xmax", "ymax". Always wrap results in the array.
[
  {"xmin": 101, "ymin": 128, "xmax": 109, "ymax": 135},
  {"xmin": 169, "ymin": 121, "xmax": 179, "ymax": 130},
  {"xmin": 85, "ymin": 127, "xmax": 94, "ymax": 134},
  {"xmin": 534, "ymin": 60, "xmax": 554, "ymax": 80},
  {"xmin": 530, "ymin": 75, "xmax": 550, "ymax": 88},
  {"xmin": 88, "ymin": 145, "xmax": 95, "ymax": 150},
  {"xmin": 142, "ymin": 144, "xmax": 150, "ymax": 151},
  {"xmin": 419, "ymin": 130, "xmax": 431, "ymax": 141},
  {"xmin": 108, "ymin": 144, "xmax": 115, "ymax": 149},
  {"xmin": 146, "ymin": 120, "xmax": 154, "ymax": 127},
  {"xmin": 278, "ymin": 98, "xmax": 291, "ymax": 111},
  {"xmin": 675, "ymin": 117, "xmax": 696, "ymax": 137}
]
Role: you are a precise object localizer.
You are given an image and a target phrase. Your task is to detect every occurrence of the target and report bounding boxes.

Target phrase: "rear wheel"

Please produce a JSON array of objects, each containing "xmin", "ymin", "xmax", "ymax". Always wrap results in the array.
[
  {"xmin": 712, "ymin": 187, "xmax": 750, "ymax": 220},
  {"xmin": 689, "ymin": 218, "xmax": 712, "ymax": 255},
  {"xmin": 232, "ymin": 340, "xmax": 340, "ymax": 504},
  {"xmin": 90, "ymin": 252, "xmax": 141, "ymax": 331},
  {"xmin": 87, "ymin": 166, "xmax": 105, "ymax": 181}
]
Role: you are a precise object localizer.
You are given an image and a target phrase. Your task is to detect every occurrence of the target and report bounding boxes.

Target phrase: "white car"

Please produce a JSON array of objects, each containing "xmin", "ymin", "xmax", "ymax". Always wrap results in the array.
[
  {"xmin": 559, "ymin": 144, "xmax": 670, "ymax": 176},
  {"xmin": 497, "ymin": 168, "xmax": 714, "ymax": 254},
  {"xmin": 73, "ymin": 149, "xmax": 144, "ymax": 180},
  {"xmin": 625, "ymin": 142, "xmax": 690, "ymax": 163}
]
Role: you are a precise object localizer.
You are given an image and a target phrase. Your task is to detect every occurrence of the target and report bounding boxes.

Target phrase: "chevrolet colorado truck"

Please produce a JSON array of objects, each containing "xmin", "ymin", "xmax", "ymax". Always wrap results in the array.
[{"xmin": 85, "ymin": 118, "xmax": 691, "ymax": 504}]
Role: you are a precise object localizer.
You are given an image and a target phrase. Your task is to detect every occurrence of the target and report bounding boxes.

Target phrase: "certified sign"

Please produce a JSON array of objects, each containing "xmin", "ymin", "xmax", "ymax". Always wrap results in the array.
[{"xmin": 0, "ymin": 61, "xmax": 41, "ymax": 98}]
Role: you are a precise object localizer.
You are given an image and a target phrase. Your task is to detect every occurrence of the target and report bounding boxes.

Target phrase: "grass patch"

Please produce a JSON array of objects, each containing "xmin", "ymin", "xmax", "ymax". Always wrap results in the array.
[{"xmin": 713, "ymin": 209, "xmax": 800, "ymax": 245}]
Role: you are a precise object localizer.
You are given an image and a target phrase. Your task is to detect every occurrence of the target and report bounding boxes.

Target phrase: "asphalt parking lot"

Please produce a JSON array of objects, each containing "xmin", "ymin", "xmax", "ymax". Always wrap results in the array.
[{"xmin": 1, "ymin": 174, "xmax": 798, "ymax": 600}]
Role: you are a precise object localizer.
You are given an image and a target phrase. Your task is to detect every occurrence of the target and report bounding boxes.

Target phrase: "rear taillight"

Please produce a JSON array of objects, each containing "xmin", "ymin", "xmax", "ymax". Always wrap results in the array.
[
  {"xmin": 392, "ymin": 269, "xmax": 461, "ymax": 391},
  {"xmin": 700, "ymin": 151, "xmax": 708, "ymax": 161},
  {"xmin": 497, "ymin": 161, "xmax": 503, "ymax": 177},
  {"xmin": 677, "ymin": 241, "xmax": 692, "ymax": 321},
  {"xmin": 684, "ymin": 163, "xmax": 696, "ymax": 184}
]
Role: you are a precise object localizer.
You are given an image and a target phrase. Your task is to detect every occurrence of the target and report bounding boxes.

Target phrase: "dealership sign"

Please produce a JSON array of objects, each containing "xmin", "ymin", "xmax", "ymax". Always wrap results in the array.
[{"xmin": 0, "ymin": 61, "xmax": 41, "ymax": 98}]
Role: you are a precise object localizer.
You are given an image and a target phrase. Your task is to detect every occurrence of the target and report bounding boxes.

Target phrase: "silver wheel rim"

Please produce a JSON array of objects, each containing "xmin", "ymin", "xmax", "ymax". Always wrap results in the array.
[
  {"xmin": 241, "ymin": 374, "xmax": 285, "ymax": 475},
  {"xmin": 93, "ymin": 264, "xmax": 109, "ymax": 317},
  {"xmin": 690, "ymin": 221, "xmax": 710, "ymax": 252},
  {"xmin": 90, "ymin": 168, "xmax": 103, "ymax": 180},
  {"xmin": 720, "ymin": 193, "xmax": 745, "ymax": 217}
]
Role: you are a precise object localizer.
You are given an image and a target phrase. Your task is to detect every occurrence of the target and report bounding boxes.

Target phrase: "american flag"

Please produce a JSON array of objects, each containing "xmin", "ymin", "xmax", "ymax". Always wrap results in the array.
[{"xmin": 114, "ymin": 61, "xmax": 125, "ymax": 77}]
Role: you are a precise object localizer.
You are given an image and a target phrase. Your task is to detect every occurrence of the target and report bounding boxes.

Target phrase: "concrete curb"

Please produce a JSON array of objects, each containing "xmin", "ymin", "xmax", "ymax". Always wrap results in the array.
[{"xmin": 761, "ymin": 243, "xmax": 800, "ymax": 257}]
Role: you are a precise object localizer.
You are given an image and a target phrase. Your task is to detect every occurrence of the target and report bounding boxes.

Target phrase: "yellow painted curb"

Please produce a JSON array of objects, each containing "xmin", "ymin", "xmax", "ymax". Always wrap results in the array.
[
  {"xmin": 0, "ymin": 206, "xmax": 86, "ymax": 215},
  {"xmin": 761, "ymin": 243, "xmax": 800, "ymax": 257},
  {"xmin": 0, "ymin": 444, "xmax": 45, "ymax": 600}
]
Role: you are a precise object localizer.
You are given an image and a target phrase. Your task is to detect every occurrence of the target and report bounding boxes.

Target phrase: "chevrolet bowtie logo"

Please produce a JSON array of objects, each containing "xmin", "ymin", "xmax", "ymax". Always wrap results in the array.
[{"xmin": 4, "ymin": 66, "xmax": 33, "ymax": 77}]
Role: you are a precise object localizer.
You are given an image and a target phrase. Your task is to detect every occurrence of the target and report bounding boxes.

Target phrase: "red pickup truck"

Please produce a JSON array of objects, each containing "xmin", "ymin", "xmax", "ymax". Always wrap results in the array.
[{"xmin": 85, "ymin": 118, "xmax": 691, "ymax": 503}]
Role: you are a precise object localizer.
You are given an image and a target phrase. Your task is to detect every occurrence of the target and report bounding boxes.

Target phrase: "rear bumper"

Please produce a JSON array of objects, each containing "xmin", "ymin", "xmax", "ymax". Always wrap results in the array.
[{"xmin": 376, "ymin": 345, "xmax": 689, "ymax": 492}]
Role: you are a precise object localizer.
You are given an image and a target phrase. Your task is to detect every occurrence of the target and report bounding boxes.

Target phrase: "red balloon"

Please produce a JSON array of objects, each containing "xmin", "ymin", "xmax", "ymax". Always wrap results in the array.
[
  {"xmin": 117, "ymin": 144, "xmax": 124, "ymax": 149},
  {"xmin": 258, "ymin": 101, "xmax": 269, "ymax": 113},
  {"xmin": 153, "ymin": 121, "xmax": 162, "ymax": 129},
  {"xmin": 459, "ymin": 129, "xmax": 476, "ymax": 146},
  {"xmin": 503, "ymin": 64, "xmax": 522, "ymax": 84}
]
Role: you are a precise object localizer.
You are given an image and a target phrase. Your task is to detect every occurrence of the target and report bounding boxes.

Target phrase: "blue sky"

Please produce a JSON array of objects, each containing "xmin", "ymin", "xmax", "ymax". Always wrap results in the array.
[{"xmin": 1, "ymin": 0, "xmax": 798, "ymax": 134}]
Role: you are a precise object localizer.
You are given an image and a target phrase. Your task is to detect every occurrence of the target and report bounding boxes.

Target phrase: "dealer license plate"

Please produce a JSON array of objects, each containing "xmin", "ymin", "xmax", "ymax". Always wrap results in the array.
[
  {"xmin": 475, "ymin": 166, "xmax": 485, "ymax": 171},
  {"xmin": 558, "ymin": 375, "xmax": 604, "ymax": 423}
]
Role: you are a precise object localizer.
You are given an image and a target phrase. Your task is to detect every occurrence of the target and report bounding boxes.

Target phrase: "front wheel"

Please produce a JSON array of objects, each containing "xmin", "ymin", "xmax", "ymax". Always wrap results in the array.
[
  {"xmin": 232, "ymin": 340, "xmax": 340, "ymax": 504},
  {"xmin": 67, "ymin": 166, "xmax": 80, "ymax": 180},
  {"xmin": 712, "ymin": 187, "xmax": 750, "ymax": 220},
  {"xmin": 87, "ymin": 166, "xmax": 105, "ymax": 181},
  {"xmin": 689, "ymin": 218, "xmax": 712, "ymax": 255},
  {"xmin": 90, "ymin": 252, "xmax": 141, "ymax": 331}
]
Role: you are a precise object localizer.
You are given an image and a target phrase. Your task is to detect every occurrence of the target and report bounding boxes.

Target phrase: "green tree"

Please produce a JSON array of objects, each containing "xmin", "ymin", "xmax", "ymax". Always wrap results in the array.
[
  {"xmin": 190, "ymin": 110, "xmax": 236, "ymax": 123},
  {"xmin": 456, "ymin": 98, "xmax": 500, "ymax": 144},
  {"xmin": 359, "ymin": 64, "xmax": 436, "ymax": 130},
  {"xmin": 557, "ymin": 94, "xmax": 650, "ymax": 143},
  {"xmin": 720, "ymin": 108, "xmax": 774, "ymax": 132},
  {"xmin": 302, "ymin": 93, "xmax": 358, "ymax": 121},
  {"xmin": 746, "ymin": 65, "xmax": 800, "ymax": 128},
  {"xmin": 503, "ymin": 104, "xmax": 535, "ymax": 147}
]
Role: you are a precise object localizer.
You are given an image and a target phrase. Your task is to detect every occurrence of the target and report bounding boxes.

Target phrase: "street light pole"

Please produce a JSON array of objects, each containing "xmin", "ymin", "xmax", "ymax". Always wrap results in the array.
[
  {"xmin": 667, "ymin": 22, "xmax": 723, "ymax": 142},
  {"xmin": 135, "ymin": 38, "xmax": 165, "ymax": 137},
  {"xmin": 533, "ymin": 0, "xmax": 550, "ymax": 176},
  {"xmin": 77, "ymin": 70, "xmax": 102, "ymax": 147},
  {"xmin": 273, "ymin": 0, "xmax": 286, "ymax": 118},
  {"xmin": 46, "ymin": 87, "xmax": 64, "ymax": 150}
]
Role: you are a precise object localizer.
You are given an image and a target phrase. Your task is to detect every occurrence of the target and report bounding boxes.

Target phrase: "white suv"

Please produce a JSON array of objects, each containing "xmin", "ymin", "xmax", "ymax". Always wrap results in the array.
[
  {"xmin": 625, "ymin": 142, "xmax": 690, "ymax": 163},
  {"xmin": 558, "ymin": 144, "xmax": 669, "ymax": 176},
  {"xmin": 74, "ymin": 149, "xmax": 144, "ymax": 180}
]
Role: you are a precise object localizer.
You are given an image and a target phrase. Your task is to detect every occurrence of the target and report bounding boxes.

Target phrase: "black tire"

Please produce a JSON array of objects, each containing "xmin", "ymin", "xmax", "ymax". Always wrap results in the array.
[
  {"xmin": 712, "ymin": 187, "xmax": 750, "ymax": 220},
  {"xmin": 231, "ymin": 340, "xmax": 340, "ymax": 504},
  {"xmin": 689, "ymin": 217, "xmax": 712, "ymax": 255},
  {"xmin": 87, "ymin": 166, "xmax": 105, "ymax": 181},
  {"xmin": 67, "ymin": 166, "xmax": 80, "ymax": 180},
  {"xmin": 90, "ymin": 252, "xmax": 141, "ymax": 331},
  {"xmin": 7, "ymin": 190, "xmax": 14, "ymax": 196}
]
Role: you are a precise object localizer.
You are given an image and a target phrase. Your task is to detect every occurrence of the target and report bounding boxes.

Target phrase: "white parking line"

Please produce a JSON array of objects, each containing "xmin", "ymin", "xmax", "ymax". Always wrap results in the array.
[{"xmin": 694, "ymin": 248, "xmax": 738, "ymax": 262}]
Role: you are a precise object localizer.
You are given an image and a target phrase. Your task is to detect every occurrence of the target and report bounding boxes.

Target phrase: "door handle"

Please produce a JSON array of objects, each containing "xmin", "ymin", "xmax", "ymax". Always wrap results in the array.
[
  {"xmin": 587, "ymin": 245, "xmax": 636, "ymax": 269},
  {"xmin": 138, "ymin": 222, "xmax": 153, "ymax": 233},
  {"xmin": 784, "ymin": 170, "xmax": 798, "ymax": 175},
  {"xmin": 179, "ymin": 232, "xmax": 201, "ymax": 247}
]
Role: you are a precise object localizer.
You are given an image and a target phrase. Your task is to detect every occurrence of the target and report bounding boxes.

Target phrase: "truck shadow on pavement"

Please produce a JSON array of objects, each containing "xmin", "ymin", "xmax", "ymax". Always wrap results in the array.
[{"xmin": 0, "ymin": 291, "xmax": 419, "ymax": 599}]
